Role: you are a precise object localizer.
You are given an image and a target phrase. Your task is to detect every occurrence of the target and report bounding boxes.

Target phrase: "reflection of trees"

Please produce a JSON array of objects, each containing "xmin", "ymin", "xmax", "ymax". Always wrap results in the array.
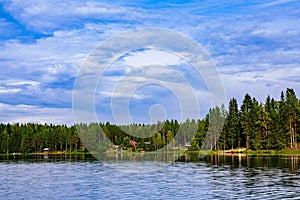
[
  {"xmin": 290, "ymin": 155, "xmax": 298, "ymax": 174},
  {"xmin": 200, "ymin": 154, "xmax": 300, "ymax": 175}
]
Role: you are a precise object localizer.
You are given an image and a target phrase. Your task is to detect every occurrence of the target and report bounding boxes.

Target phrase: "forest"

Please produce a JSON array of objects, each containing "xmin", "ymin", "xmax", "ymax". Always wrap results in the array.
[{"xmin": 0, "ymin": 88, "xmax": 299, "ymax": 154}]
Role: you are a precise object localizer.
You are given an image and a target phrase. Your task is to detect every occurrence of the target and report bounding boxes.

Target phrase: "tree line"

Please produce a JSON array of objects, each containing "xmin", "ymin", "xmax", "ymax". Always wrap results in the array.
[
  {"xmin": 0, "ymin": 88, "xmax": 299, "ymax": 154},
  {"xmin": 0, "ymin": 123, "xmax": 79, "ymax": 154},
  {"xmin": 218, "ymin": 88, "xmax": 299, "ymax": 150}
]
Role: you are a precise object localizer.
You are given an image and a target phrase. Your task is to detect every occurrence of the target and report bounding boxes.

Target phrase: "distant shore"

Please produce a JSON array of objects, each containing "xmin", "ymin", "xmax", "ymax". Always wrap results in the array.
[{"xmin": 2, "ymin": 149, "xmax": 300, "ymax": 157}]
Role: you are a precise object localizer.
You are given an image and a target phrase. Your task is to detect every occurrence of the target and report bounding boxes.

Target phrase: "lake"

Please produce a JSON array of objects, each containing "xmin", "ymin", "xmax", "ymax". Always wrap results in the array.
[{"xmin": 1, "ymin": 153, "xmax": 300, "ymax": 199}]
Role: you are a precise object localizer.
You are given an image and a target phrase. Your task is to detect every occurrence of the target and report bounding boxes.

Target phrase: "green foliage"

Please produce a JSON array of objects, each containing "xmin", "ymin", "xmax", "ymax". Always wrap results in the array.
[
  {"xmin": 0, "ymin": 88, "xmax": 299, "ymax": 153},
  {"xmin": 223, "ymin": 98, "xmax": 239, "ymax": 150},
  {"xmin": 0, "ymin": 123, "xmax": 79, "ymax": 154}
]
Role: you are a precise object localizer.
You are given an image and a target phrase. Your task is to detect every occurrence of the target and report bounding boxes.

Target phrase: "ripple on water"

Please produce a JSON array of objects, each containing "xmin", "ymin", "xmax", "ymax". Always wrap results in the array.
[{"xmin": 0, "ymin": 155, "xmax": 300, "ymax": 199}]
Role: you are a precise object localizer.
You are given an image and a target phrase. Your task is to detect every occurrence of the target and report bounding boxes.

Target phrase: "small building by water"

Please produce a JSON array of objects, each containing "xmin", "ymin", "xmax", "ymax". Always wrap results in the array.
[{"xmin": 43, "ymin": 148, "xmax": 50, "ymax": 154}]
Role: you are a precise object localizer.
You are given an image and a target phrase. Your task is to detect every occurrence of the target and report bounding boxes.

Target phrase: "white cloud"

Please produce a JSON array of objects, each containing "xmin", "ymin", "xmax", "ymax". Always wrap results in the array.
[
  {"xmin": 3, "ymin": 1, "xmax": 147, "ymax": 33},
  {"xmin": 258, "ymin": 0, "xmax": 297, "ymax": 8},
  {"xmin": 1, "ymin": 0, "xmax": 300, "ymax": 124},
  {"xmin": 0, "ymin": 87, "xmax": 21, "ymax": 94},
  {"xmin": 221, "ymin": 65, "xmax": 300, "ymax": 104},
  {"xmin": 123, "ymin": 49, "xmax": 184, "ymax": 67},
  {"xmin": 0, "ymin": 103, "xmax": 73, "ymax": 125},
  {"xmin": 5, "ymin": 80, "xmax": 39, "ymax": 87}
]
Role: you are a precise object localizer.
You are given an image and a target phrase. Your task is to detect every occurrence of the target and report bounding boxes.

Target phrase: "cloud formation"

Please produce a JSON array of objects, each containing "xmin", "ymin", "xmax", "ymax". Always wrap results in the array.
[{"xmin": 0, "ymin": 0, "xmax": 299, "ymax": 124}]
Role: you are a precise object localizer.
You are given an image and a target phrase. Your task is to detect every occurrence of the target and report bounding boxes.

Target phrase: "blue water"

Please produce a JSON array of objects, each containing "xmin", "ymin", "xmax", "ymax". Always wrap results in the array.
[{"xmin": 1, "ymin": 154, "xmax": 300, "ymax": 199}]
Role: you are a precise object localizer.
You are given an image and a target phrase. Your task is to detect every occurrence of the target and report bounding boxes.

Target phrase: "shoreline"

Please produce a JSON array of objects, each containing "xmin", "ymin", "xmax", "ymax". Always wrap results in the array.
[{"xmin": 2, "ymin": 149, "xmax": 300, "ymax": 157}]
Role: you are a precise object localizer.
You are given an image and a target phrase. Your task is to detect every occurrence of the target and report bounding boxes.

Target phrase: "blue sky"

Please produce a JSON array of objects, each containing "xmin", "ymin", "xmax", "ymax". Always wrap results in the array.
[{"xmin": 0, "ymin": 0, "xmax": 299, "ymax": 125}]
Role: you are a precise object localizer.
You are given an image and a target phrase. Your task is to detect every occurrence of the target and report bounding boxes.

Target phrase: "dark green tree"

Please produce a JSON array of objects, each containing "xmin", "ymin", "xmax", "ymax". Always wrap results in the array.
[
  {"xmin": 285, "ymin": 88, "xmax": 298, "ymax": 148},
  {"xmin": 226, "ymin": 98, "xmax": 240, "ymax": 150},
  {"xmin": 241, "ymin": 94, "xmax": 252, "ymax": 150}
]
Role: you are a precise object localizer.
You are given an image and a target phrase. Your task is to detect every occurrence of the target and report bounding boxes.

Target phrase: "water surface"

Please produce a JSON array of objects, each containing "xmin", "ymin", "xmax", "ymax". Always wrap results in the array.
[{"xmin": 1, "ymin": 154, "xmax": 299, "ymax": 199}]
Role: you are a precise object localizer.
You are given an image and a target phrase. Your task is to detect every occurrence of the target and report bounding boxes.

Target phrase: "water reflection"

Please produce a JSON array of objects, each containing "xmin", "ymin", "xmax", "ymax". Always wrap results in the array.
[
  {"xmin": 0, "ymin": 152, "xmax": 299, "ymax": 174},
  {"xmin": 1, "ymin": 153, "xmax": 300, "ymax": 199},
  {"xmin": 0, "ymin": 153, "xmax": 97, "ymax": 163},
  {"xmin": 196, "ymin": 154, "xmax": 300, "ymax": 175}
]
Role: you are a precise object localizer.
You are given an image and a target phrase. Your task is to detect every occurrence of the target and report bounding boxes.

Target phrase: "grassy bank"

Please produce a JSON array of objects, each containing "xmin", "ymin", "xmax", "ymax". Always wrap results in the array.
[
  {"xmin": 0, "ymin": 151, "xmax": 88, "ymax": 156},
  {"xmin": 187, "ymin": 149, "xmax": 300, "ymax": 156},
  {"xmin": 243, "ymin": 149, "xmax": 300, "ymax": 155},
  {"xmin": 2, "ymin": 149, "xmax": 300, "ymax": 157}
]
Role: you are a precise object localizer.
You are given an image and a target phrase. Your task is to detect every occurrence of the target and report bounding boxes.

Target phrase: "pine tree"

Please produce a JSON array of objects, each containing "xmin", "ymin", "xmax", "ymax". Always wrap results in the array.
[
  {"xmin": 286, "ymin": 88, "xmax": 298, "ymax": 148},
  {"xmin": 241, "ymin": 94, "xmax": 252, "ymax": 150},
  {"xmin": 226, "ymin": 98, "xmax": 240, "ymax": 150},
  {"xmin": 249, "ymin": 99, "xmax": 262, "ymax": 150}
]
